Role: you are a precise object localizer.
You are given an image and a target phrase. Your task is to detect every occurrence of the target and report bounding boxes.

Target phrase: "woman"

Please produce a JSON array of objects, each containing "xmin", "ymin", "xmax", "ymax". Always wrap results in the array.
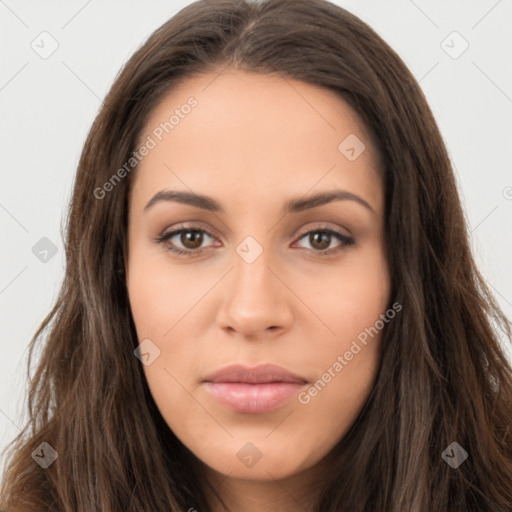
[{"xmin": 1, "ymin": 0, "xmax": 511, "ymax": 510}]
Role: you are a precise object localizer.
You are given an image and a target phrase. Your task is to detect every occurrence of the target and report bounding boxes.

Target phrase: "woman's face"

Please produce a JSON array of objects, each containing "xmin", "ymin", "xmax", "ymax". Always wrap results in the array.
[{"xmin": 126, "ymin": 70, "xmax": 390, "ymax": 483}]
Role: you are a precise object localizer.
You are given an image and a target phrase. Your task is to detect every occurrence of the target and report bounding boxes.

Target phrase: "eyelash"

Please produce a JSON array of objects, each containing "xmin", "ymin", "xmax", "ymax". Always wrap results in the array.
[{"xmin": 155, "ymin": 224, "xmax": 355, "ymax": 257}]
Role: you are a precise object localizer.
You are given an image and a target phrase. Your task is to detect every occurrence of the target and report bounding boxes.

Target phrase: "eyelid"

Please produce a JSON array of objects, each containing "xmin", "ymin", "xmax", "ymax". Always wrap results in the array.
[
  {"xmin": 155, "ymin": 220, "xmax": 216, "ymax": 241},
  {"xmin": 293, "ymin": 222, "xmax": 352, "ymax": 239}
]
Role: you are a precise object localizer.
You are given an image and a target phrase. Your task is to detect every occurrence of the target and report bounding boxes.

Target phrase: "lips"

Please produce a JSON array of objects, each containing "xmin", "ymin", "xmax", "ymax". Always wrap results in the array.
[
  {"xmin": 203, "ymin": 363, "xmax": 308, "ymax": 414},
  {"xmin": 204, "ymin": 363, "xmax": 308, "ymax": 385}
]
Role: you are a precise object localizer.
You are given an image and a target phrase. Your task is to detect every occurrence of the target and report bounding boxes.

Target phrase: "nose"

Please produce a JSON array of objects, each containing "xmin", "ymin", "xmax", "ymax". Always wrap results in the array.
[{"xmin": 216, "ymin": 245, "xmax": 294, "ymax": 340}]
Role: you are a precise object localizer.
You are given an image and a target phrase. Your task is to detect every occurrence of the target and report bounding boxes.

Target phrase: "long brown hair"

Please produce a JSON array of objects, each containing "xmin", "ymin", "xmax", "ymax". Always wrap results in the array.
[{"xmin": 2, "ymin": 0, "xmax": 512, "ymax": 510}]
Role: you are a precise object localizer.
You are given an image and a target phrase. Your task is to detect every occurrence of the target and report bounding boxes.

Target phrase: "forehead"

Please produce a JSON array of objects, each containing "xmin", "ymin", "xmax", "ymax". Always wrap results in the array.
[{"xmin": 129, "ymin": 70, "xmax": 383, "ymax": 214}]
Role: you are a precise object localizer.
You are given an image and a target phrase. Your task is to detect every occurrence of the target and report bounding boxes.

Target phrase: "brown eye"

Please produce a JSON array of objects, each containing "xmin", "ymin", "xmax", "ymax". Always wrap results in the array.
[
  {"xmin": 308, "ymin": 232, "xmax": 331, "ymax": 251},
  {"xmin": 179, "ymin": 230, "xmax": 204, "ymax": 250},
  {"xmin": 295, "ymin": 228, "xmax": 355, "ymax": 255},
  {"xmin": 156, "ymin": 227, "xmax": 216, "ymax": 255}
]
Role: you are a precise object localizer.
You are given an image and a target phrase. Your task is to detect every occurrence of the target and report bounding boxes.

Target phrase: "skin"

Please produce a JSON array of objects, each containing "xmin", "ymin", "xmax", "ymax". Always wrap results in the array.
[{"xmin": 125, "ymin": 69, "xmax": 390, "ymax": 512}]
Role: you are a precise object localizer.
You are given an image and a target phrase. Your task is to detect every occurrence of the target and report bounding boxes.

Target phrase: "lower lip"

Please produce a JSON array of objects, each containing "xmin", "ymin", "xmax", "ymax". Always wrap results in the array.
[{"xmin": 203, "ymin": 382, "xmax": 306, "ymax": 413}]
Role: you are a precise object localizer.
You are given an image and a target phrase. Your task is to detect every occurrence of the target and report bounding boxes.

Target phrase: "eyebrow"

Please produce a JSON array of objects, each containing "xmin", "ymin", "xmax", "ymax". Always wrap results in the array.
[{"xmin": 143, "ymin": 189, "xmax": 375, "ymax": 214}]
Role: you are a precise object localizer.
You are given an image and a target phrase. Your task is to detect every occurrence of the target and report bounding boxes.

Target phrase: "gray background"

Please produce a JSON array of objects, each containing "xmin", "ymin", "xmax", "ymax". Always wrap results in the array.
[{"xmin": 1, "ymin": 0, "xmax": 512, "ymax": 475}]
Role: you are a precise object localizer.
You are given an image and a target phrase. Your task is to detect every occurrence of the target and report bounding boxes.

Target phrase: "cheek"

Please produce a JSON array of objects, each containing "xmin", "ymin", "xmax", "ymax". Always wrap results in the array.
[
  {"xmin": 295, "ymin": 245, "xmax": 389, "ymax": 416},
  {"xmin": 300, "ymin": 244, "xmax": 390, "ymax": 351},
  {"xmin": 126, "ymin": 254, "xmax": 207, "ymax": 340},
  {"xmin": 126, "ymin": 255, "xmax": 210, "ymax": 407},
  {"xmin": 127, "ymin": 257, "xmax": 202, "ymax": 437}
]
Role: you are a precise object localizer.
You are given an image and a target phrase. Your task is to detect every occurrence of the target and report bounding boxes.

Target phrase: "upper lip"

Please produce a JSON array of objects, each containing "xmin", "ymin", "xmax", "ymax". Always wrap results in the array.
[{"xmin": 203, "ymin": 363, "xmax": 308, "ymax": 384}]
